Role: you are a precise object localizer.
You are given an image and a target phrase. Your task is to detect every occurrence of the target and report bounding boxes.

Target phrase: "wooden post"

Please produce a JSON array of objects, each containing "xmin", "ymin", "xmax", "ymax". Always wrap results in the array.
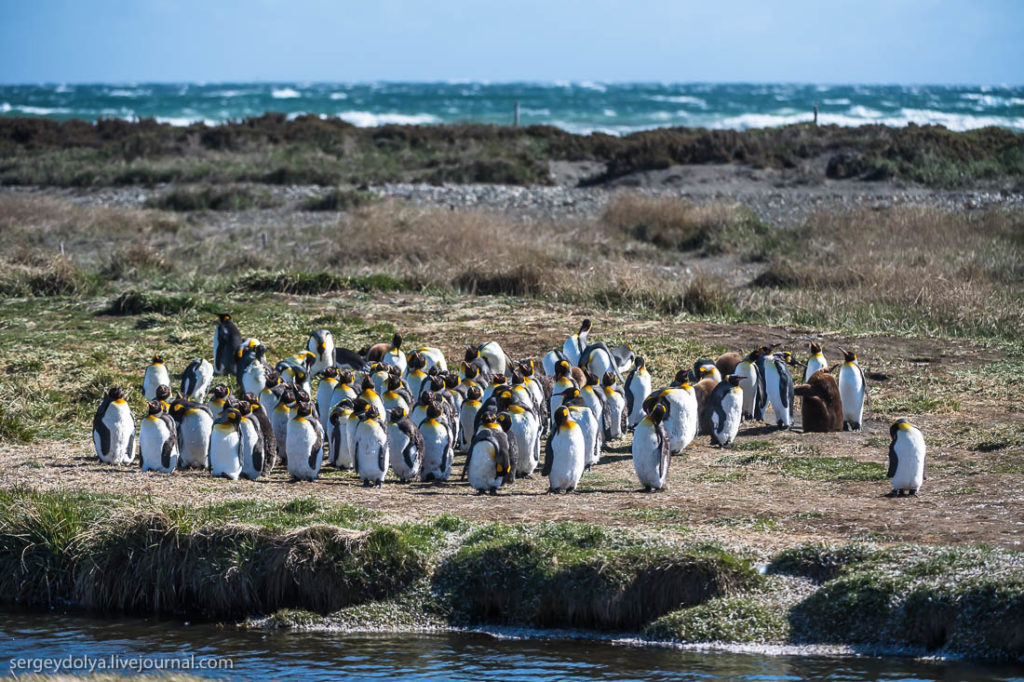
[
  {"xmin": 261, "ymin": 232, "xmax": 268, "ymax": 250},
  {"xmin": 513, "ymin": 101, "xmax": 520, "ymax": 127},
  {"xmin": 813, "ymin": 102, "xmax": 819, "ymax": 126}
]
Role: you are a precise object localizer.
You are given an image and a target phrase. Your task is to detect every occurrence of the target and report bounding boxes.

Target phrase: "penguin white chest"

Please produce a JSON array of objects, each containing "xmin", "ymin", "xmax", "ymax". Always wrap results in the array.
[
  {"xmin": 286, "ymin": 418, "xmax": 322, "ymax": 481},
  {"xmin": 387, "ymin": 424, "xmax": 419, "ymax": 481},
  {"xmin": 662, "ymin": 388, "xmax": 698, "ymax": 453},
  {"xmin": 604, "ymin": 389, "xmax": 627, "ymax": 440},
  {"xmin": 177, "ymin": 410, "xmax": 212, "ymax": 469},
  {"xmin": 239, "ymin": 418, "xmax": 264, "ymax": 480},
  {"xmin": 95, "ymin": 401, "xmax": 135, "ymax": 465},
  {"xmin": 468, "ymin": 440, "xmax": 504, "ymax": 492},
  {"xmin": 570, "ymin": 407, "xmax": 600, "ymax": 467},
  {"xmin": 839, "ymin": 364, "xmax": 866, "ymax": 426},
  {"xmin": 892, "ymin": 429, "xmax": 926, "ymax": 493},
  {"xmin": 804, "ymin": 354, "xmax": 828, "ymax": 382},
  {"xmin": 355, "ymin": 420, "xmax": 389, "ymax": 484},
  {"xmin": 140, "ymin": 416, "xmax": 177, "ymax": 472},
  {"xmin": 210, "ymin": 425, "xmax": 242, "ymax": 480},
  {"xmin": 420, "ymin": 421, "xmax": 453, "ymax": 481},
  {"xmin": 143, "ymin": 365, "xmax": 170, "ymax": 401},
  {"xmin": 735, "ymin": 362, "xmax": 758, "ymax": 418},
  {"xmin": 509, "ymin": 411, "xmax": 540, "ymax": 475},
  {"xmin": 711, "ymin": 387, "xmax": 744, "ymax": 446},
  {"xmin": 627, "ymin": 372, "xmax": 652, "ymax": 427},
  {"xmin": 549, "ymin": 426, "xmax": 585, "ymax": 491},
  {"xmin": 632, "ymin": 419, "xmax": 668, "ymax": 489}
]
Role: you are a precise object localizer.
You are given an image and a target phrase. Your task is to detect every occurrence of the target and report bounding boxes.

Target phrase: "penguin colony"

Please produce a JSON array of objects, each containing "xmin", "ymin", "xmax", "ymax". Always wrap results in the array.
[{"xmin": 92, "ymin": 315, "xmax": 925, "ymax": 497}]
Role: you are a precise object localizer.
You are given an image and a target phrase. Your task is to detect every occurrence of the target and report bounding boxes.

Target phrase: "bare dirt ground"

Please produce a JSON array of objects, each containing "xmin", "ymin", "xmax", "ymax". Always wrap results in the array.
[{"xmin": 3, "ymin": 290, "xmax": 1021, "ymax": 555}]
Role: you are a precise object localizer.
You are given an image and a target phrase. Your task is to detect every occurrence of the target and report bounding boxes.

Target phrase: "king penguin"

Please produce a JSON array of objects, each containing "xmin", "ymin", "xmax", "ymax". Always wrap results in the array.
[
  {"xmin": 210, "ymin": 407, "xmax": 243, "ymax": 480},
  {"xmin": 354, "ymin": 404, "xmax": 389, "ymax": 487},
  {"xmin": 601, "ymin": 372, "xmax": 628, "ymax": 441},
  {"xmin": 387, "ymin": 407, "xmax": 424, "ymax": 483},
  {"xmin": 381, "ymin": 333, "xmax": 407, "ymax": 374},
  {"xmin": 143, "ymin": 355, "xmax": 170, "ymax": 401},
  {"xmin": 92, "ymin": 387, "xmax": 135, "ymax": 465},
  {"xmin": 139, "ymin": 400, "xmax": 177, "ymax": 473},
  {"xmin": 887, "ymin": 418, "xmax": 926, "ymax": 497},
  {"xmin": 286, "ymin": 402, "xmax": 324, "ymax": 482},
  {"xmin": 804, "ymin": 342, "xmax": 828, "ymax": 382},
  {"xmin": 419, "ymin": 401, "xmax": 454, "ymax": 482},
  {"xmin": 763, "ymin": 353, "xmax": 795, "ymax": 429},
  {"xmin": 307, "ymin": 329, "xmax": 336, "ymax": 375},
  {"xmin": 236, "ymin": 400, "xmax": 266, "ymax": 481},
  {"xmin": 632, "ymin": 402, "xmax": 671, "ymax": 492},
  {"xmin": 625, "ymin": 356, "xmax": 652, "ymax": 429},
  {"xmin": 543, "ymin": 406, "xmax": 586, "ymax": 494},
  {"xmin": 706, "ymin": 375, "xmax": 744, "ymax": 447},
  {"xmin": 837, "ymin": 347, "xmax": 867, "ymax": 431},
  {"xmin": 180, "ymin": 358, "xmax": 214, "ymax": 402},
  {"xmin": 733, "ymin": 349, "xmax": 764, "ymax": 421},
  {"xmin": 168, "ymin": 396, "xmax": 213, "ymax": 470},
  {"xmin": 213, "ymin": 313, "xmax": 243, "ymax": 377}
]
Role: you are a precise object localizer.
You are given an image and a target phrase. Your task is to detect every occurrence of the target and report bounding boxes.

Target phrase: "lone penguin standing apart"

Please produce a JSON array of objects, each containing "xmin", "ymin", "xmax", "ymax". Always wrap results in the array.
[
  {"xmin": 213, "ymin": 313, "xmax": 243, "ymax": 377},
  {"xmin": 143, "ymin": 355, "xmax": 170, "ymax": 401},
  {"xmin": 838, "ymin": 347, "xmax": 867, "ymax": 431},
  {"xmin": 93, "ymin": 387, "xmax": 135, "ymax": 465},
  {"xmin": 887, "ymin": 418, "xmax": 926, "ymax": 497}
]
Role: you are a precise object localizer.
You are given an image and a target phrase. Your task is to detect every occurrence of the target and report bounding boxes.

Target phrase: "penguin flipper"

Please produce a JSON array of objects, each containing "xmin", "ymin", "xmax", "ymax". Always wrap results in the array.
[
  {"xmin": 656, "ymin": 423, "xmax": 670, "ymax": 481},
  {"xmin": 542, "ymin": 434, "xmax": 554, "ymax": 477},
  {"xmin": 309, "ymin": 428, "xmax": 323, "ymax": 470},
  {"xmin": 93, "ymin": 399, "xmax": 112, "ymax": 457},
  {"xmin": 887, "ymin": 442, "xmax": 898, "ymax": 479},
  {"xmin": 126, "ymin": 429, "xmax": 135, "ymax": 463},
  {"xmin": 160, "ymin": 425, "xmax": 176, "ymax": 470}
]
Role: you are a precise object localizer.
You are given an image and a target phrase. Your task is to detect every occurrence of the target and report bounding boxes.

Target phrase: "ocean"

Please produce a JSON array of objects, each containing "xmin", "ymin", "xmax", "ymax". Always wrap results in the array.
[{"xmin": 1, "ymin": 82, "xmax": 1023, "ymax": 134}]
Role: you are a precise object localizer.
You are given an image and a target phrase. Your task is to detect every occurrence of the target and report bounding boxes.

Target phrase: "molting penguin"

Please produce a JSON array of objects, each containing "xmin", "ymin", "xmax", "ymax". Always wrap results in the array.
[
  {"xmin": 794, "ymin": 370, "xmax": 843, "ymax": 433},
  {"xmin": 804, "ymin": 342, "xmax": 828, "ymax": 382},
  {"xmin": 837, "ymin": 347, "xmax": 867, "ymax": 431},
  {"xmin": 354, "ymin": 404, "xmax": 389, "ymax": 487},
  {"xmin": 543, "ymin": 406, "xmax": 586, "ymax": 494},
  {"xmin": 691, "ymin": 359, "xmax": 722, "ymax": 385},
  {"xmin": 213, "ymin": 313, "xmax": 243, "ymax": 376},
  {"xmin": 207, "ymin": 383, "xmax": 231, "ymax": 420},
  {"xmin": 237, "ymin": 342, "xmax": 267, "ymax": 397},
  {"xmin": 715, "ymin": 352, "xmax": 742, "ymax": 379},
  {"xmin": 168, "ymin": 396, "xmax": 213, "ymax": 469},
  {"xmin": 706, "ymin": 375, "xmax": 744, "ymax": 447},
  {"xmin": 180, "ymin": 358, "xmax": 213, "ymax": 402},
  {"xmin": 143, "ymin": 355, "xmax": 170, "ymax": 401},
  {"xmin": 632, "ymin": 402, "xmax": 671, "ymax": 492},
  {"xmin": 286, "ymin": 402, "xmax": 324, "ymax": 482},
  {"xmin": 763, "ymin": 353, "xmax": 795, "ymax": 430},
  {"xmin": 306, "ymin": 329, "xmax": 336, "ymax": 375},
  {"xmin": 210, "ymin": 407, "xmax": 243, "ymax": 480},
  {"xmin": 887, "ymin": 418, "xmax": 926, "ymax": 497},
  {"xmin": 139, "ymin": 400, "xmax": 177, "ymax": 473},
  {"xmin": 625, "ymin": 356, "xmax": 652, "ymax": 429},
  {"xmin": 387, "ymin": 407, "xmax": 424, "ymax": 483},
  {"xmin": 419, "ymin": 402, "xmax": 454, "ymax": 482},
  {"xmin": 93, "ymin": 387, "xmax": 135, "ymax": 465}
]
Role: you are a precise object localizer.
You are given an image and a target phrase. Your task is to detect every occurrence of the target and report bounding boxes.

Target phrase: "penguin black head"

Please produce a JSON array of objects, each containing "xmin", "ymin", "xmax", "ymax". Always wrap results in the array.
[
  {"xmin": 443, "ymin": 374, "xmax": 460, "ymax": 390},
  {"xmin": 583, "ymin": 371, "xmax": 599, "ymax": 386},
  {"xmin": 212, "ymin": 384, "xmax": 230, "ymax": 400},
  {"xmin": 146, "ymin": 400, "xmax": 162, "ymax": 416},
  {"xmin": 558, "ymin": 387, "xmax": 581, "ymax": 404},
  {"xmin": 479, "ymin": 410, "xmax": 499, "ymax": 427},
  {"xmin": 155, "ymin": 385, "xmax": 171, "ymax": 402},
  {"xmin": 427, "ymin": 366, "xmax": 440, "ymax": 377},
  {"xmin": 553, "ymin": 406, "xmax": 570, "ymax": 428},
  {"xmin": 360, "ymin": 375, "xmax": 375, "ymax": 392},
  {"xmin": 635, "ymin": 356, "xmax": 646, "ymax": 370},
  {"xmin": 555, "ymin": 360, "xmax": 571, "ymax": 377},
  {"xmin": 726, "ymin": 374, "xmax": 743, "ymax": 387},
  {"xmin": 338, "ymin": 370, "xmax": 353, "ymax": 385},
  {"xmin": 330, "ymin": 401, "xmax": 353, "ymax": 424},
  {"xmin": 408, "ymin": 351, "xmax": 425, "ymax": 370},
  {"xmin": 416, "ymin": 390, "xmax": 433, "ymax": 406},
  {"xmin": 511, "ymin": 371, "xmax": 525, "ymax": 386},
  {"xmin": 294, "ymin": 402, "xmax": 313, "ymax": 419},
  {"xmin": 218, "ymin": 313, "xmax": 232, "ymax": 323},
  {"xmin": 360, "ymin": 404, "xmax": 379, "ymax": 421},
  {"xmin": 648, "ymin": 402, "xmax": 667, "ymax": 424},
  {"xmin": 601, "ymin": 372, "xmax": 617, "ymax": 388},
  {"xmin": 890, "ymin": 418, "xmax": 913, "ymax": 439},
  {"xmin": 760, "ymin": 343, "xmax": 780, "ymax": 355},
  {"xmin": 391, "ymin": 333, "xmax": 403, "ymax": 350},
  {"xmin": 498, "ymin": 389, "xmax": 514, "ymax": 405},
  {"xmin": 809, "ymin": 342, "xmax": 823, "ymax": 355},
  {"xmin": 322, "ymin": 367, "xmax": 339, "ymax": 380},
  {"xmin": 224, "ymin": 408, "xmax": 242, "ymax": 424},
  {"xmin": 387, "ymin": 406, "xmax": 407, "ymax": 423},
  {"xmin": 838, "ymin": 347, "xmax": 857, "ymax": 363},
  {"xmin": 520, "ymin": 360, "xmax": 535, "ymax": 377},
  {"xmin": 426, "ymin": 402, "xmax": 443, "ymax": 420},
  {"xmin": 243, "ymin": 391, "xmax": 259, "ymax": 403},
  {"xmin": 264, "ymin": 370, "xmax": 281, "ymax": 388},
  {"xmin": 295, "ymin": 389, "xmax": 311, "ymax": 403},
  {"xmin": 464, "ymin": 346, "xmax": 480, "ymax": 363},
  {"xmin": 463, "ymin": 362, "xmax": 479, "ymax": 380},
  {"xmin": 294, "ymin": 370, "xmax": 308, "ymax": 384},
  {"xmin": 280, "ymin": 387, "xmax": 297, "ymax": 405},
  {"xmin": 496, "ymin": 412, "xmax": 513, "ymax": 432},
  {"xmin": 674, "ymin": 369, "xmax": 689, "ymax": 385},
  {"xmin": 429, "ymin": 375, "xmax": 445, "ymax": 392},
  {"xmin": 490, "ymin": 374, "xmax": 506, "ymax": 387},
  {"xmin": 151, "ymin": 354, "xmax": 164, "ymax": 365},
  {"xmin": 386, "ymin": 375, "xmax": 403, "ymax": 391},
  {"xmin": 580, "ymin": 318, "xmax": 592, "ymax": 334},
  {"xmin": 466, "ymin": 385, "xmax": 483, "ymax": 401},
  {"xmin": 642, "ymin": 393, "xmax": 662, "ymax": 415},
  {"xmin": 351, "ymin": 398, "xmax": 370, "ymax": 415},
  {"xmin": 236, "ymin": 401, "xmax": 252, "ymax": 416},
  {"xmin": 693, "ymin": 359, "xmax": 714, "ymax": 374}
]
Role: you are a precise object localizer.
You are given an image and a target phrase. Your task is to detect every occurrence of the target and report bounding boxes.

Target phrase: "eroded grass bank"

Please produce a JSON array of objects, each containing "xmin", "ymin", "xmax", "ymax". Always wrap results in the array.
[{"xmin": 1, "ymin": 490, "xmax": 1020, "ymax": 661}]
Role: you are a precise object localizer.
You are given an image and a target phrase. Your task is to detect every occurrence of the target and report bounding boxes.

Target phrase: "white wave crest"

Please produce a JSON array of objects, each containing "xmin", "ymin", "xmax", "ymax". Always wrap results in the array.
[
  {"xmin": 329, "ymin": 92, "xmax": 348, "ymax": 100},
  {"xmin": 823, "ymin": 98, "xmax": 851, "ymax": 105},
  {"xmin": 272, "ymin": 88, "xmax": 302, "ymax": 99},
  {"xmin": 337, "ymin": 111, "xmax": 441, "ymax": 126},
  {"xmin": 649, "ymin": 95, "xmax": 707, "ymax": 108},
  {"xmin": 107, "ymin": 89, "xmax": 149, "ymax": 97},
  {"xmin": 847, "ymin": 105, "xmax": 884, "ymax": 118},
  {"xmin": 9, "ymin": 105, "xmax": 72, "ymax": 115}
]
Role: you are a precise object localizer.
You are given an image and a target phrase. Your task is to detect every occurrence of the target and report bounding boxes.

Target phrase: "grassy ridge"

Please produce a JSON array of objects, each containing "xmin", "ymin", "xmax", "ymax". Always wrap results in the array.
[
  {"xmin": 0, "ymin": 490, "xmax": 1021, "ymax": 660},
  {"xmin": 2, "ymin": 115, "xmax": 1023, "ymax": 188}
]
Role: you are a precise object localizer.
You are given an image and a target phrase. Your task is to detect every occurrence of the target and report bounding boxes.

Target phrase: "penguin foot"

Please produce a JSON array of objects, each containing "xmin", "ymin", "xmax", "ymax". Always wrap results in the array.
[
  {"xmin": 361, "ymin": 479, "xmax": 371, "ymax": 488},
  {"xmin": 566, "ymin": 486, "xmax": 576, "ymax": 493},
  {"xmin": 885, "ymin": 489, "xmax": 900, "ymax": 498},
  {"xmin": 908, "ymin": 489, "xmax": 918, "ymax": 497},
  {"xmin": 547, "ymin": 488, "xmax": 556, "ymax": 495},
  {"xmin": 489, "ymin": 488, "xmax": 498, "ymax": 496},
  {"xmin": 374, "ymin": 480, "xmax": 382, "ymax": 488},
  {"xmin": 644, "ymin": 486, "xmax": 652, "ymax": 493},
  {"xmin": 475, "ymin": 490, "xmax": 486, "ymax": 496},
  {"xmin": 843, "ymin": 422, "xmax": 850, "ymax": 431},
  {"xmin": 851, "ymin": 422, "xmax": 861, "ymax": 432}
]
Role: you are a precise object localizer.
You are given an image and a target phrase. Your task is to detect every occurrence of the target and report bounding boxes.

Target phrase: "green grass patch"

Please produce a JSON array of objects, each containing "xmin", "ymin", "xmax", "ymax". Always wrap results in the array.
[
  {"xmin": 146, "ymin": 186, "xmax": 282, "ymax": 211},
  {"xmin": 717, "ymin": 453, "xmax": 887, "ymax": 481},
  {"xmin": 644, "ymin": 596, "xmax": 790, "ymax": 643}
]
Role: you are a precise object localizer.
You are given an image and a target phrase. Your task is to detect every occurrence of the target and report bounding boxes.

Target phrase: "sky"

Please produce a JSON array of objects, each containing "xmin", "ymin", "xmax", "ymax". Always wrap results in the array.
[{"xmin": 1, "ymin": 0, "xmax": 1022, "ymax": 85}]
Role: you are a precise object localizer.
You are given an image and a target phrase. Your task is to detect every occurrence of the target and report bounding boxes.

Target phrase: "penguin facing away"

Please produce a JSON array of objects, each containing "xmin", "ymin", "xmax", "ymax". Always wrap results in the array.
[
  {"xmin": 387, "ymin": 407, "xmax": 424, "ymax": 483},
  {"xmin": 888, "ymin": 418, "xmax": 926, "ymax": 497},
  {"xmin": 707, "ymin": 375, "xmax": 744, "ymax": 447},
  {"xmin": 93, "ymin": 387, "xmax": 135, "ymax": 465},
  {"xmin": 794, "ymin": 370, "xmax": 844, "ymax": 433},
  {"xmin": 213, "ymin": 313, "xmax": 243, "ymax": 376},
  {"xmin": 632, "ymin": 402, "xmax": 671, "ymax": 492},
  {"xmin": 139, "ymin": 400, "xmax": 178, "ymax": 473},
  {"xmin": 143, "ymin": 355, "xmax": 170, "ymax": 401},
  {"xmin": 837, "ymin": 347, "xmax": 867, "ymax": 432},
  {"xmin": 181, "ymin": 358, "xmax": 214, "ymax": 402}
]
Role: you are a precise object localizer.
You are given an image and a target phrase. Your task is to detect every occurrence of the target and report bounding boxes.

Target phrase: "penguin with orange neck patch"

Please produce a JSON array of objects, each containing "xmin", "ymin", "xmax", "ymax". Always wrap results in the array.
[{"xmin": 93, "ymin": 387, "xmax": 135, "ymax": 465}]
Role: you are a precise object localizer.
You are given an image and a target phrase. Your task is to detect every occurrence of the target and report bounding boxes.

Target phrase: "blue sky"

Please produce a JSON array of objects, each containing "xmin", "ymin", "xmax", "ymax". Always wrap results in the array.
[{"xmin": 1, "ymin": 0, "xmax": 1022, "ymax": 84}]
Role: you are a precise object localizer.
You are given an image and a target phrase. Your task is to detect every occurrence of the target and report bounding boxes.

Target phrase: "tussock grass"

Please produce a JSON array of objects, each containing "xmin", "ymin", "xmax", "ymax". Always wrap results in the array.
[
  {"xmin": 146, "ymin": 186, "xmax": 282, "ymax": 211},
  {"xmin": 301, "ymin": 188, "xmax": 377, "ymax": 212},
  {"xmin": 0, "ymin": 256, "xmax": 99, "ymax": 298}
]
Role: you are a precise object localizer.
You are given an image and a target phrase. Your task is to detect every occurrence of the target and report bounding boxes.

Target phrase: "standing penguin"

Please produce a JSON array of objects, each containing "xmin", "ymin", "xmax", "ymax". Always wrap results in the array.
[
  {"xmin": 381, "ymin": 333, "xmax": 407, "ymax": 374},
  {"xmin": 625, "ymin": 356, "xmax": 652, "ymax": 429},
  {"xmin": 706, "ymin": 375, "xmax": 744, "ymax": 447},
  {"xmin": 207, "ymin": 384, "xmax": 231, "ymax": 420},
  {"xmin": 354, "ymin": 404, "xmax": 389, "ymax": 487},
  {"xmin": 404, "ymin": 351, "xmax": 430, "ymax": 399},
  {"xmin": 93, "ymin": 387, "xmax": 135, "ymax": 465},
  {"xmin": 459, "ymin": 385, "xmax": 484, "ymax": 452},
  {"xmin": 168, "ymin": 396, "xmax": 213, "ymax": 469},
  {"xmin": 601, "ymin": 372, "xmax": 628, "ymax": 441},
  {"xmin": 650, "ymin": 383, "xmax": 698, "ymax": 454},
  {"xmin": 837, "ymin": 347, "xmax": 867, "ymax": 431},
  {"xmin": 763, "ymin": 354, "xmax": 795, "ymax": 430},
  {"xmin": 316, "ymin": 367, "xmax": 340, "ymax": 434},
  {"xmin": 328, "ymin": 399, "xmax": 355, "ymax": 469},
  {"xmin": 543, "ymin": 406, "xmax": 586, "ymax": 494},
  {"xmin": 559, "ymin": 388, "xmax": 601, "ymax": 470},
  {"xmin": 237, "ymin": 342, "xmax": 267, "ymax": 397},
  {"xmin": 476, "ymin": 340, "xmax": 511, "ymax": 378},
  {"xmin": 794, "ymin": 370, "xmax": 844, "ymax": 433},
  {"xmin": 270, "ymin": 385, "xmax": 296, "ymax": 465},
  {"xmin": 887, "ymin": 419, "xmax": 926, "ymax": 497},
  {"xmin": 387, "ymin": 407, "xmax": 424, "ymax": 483},
  {"xmin": 733, "ymin": 349, "xmax": 764, "ymax": 421},
  {"xmin": 562, "ymin": 318, "xmax": 591, "ymax": 367},
  {"xmin": 210, "ymin": 408, "xmax": 243, "ymax": 480},
  {"xmin": 632, "ymin": 402, "xmax": 671, "ymax": 492},
  {"xmin": 307, "ymin": 329, "xmax": 336, "ymax": 375},
  {"xmin": 236, "ymin": 401, "xmax": 266, "ymax": 481},
  {"xmin": 245, "ymin": 393, "xmax": 277, "ymax": 472},
  {"xmin": 286, "ymin": 402, "xmax": 324, "ymax": 482},
  {"xmin": 465, "ymin": 414, "xmax": 515, "ymax": 495},
  {"xmin": 139, "ymin": 400, "xmax": 177, "ymax": 473},
  {"xmin": 213, "ymin": 313, "xmax": 243, "ymax": 377},
  {"xmin": 143, "ymin": 355, "xmax": 170, "ymax": 401},
  {"xmin": 180, "ymin": 358, "xmax": 214, "ymax": 402},
  {"xmin": 549, "ymin": 361, "xmax": 578, "ymax": 427},
  {"xmin": 504, "ymin": 395, "xmax": 541, "ymax": 477},
  {"xmin": 753, "ymin": 344, "xmax": 780, "ymax": 421},
  {"xmin": 419, "ymin": 402, "xmax": 454, "ymax": 482},
  {"xmin": 804, "ymin": 342, "xmax": 828, "ymax": 382}
]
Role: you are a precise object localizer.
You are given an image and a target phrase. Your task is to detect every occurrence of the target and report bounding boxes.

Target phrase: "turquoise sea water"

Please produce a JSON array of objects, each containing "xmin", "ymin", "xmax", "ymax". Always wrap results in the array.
[{"xmin": 1, "ymin": 82, "xmax": 1023, "ymax": 133}]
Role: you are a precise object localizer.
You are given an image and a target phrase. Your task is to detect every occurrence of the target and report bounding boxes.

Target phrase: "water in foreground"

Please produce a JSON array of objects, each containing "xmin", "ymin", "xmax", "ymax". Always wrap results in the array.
[{"xmin": 1, "ymin": 611, "xmax": 1021, "ymax": 681}]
